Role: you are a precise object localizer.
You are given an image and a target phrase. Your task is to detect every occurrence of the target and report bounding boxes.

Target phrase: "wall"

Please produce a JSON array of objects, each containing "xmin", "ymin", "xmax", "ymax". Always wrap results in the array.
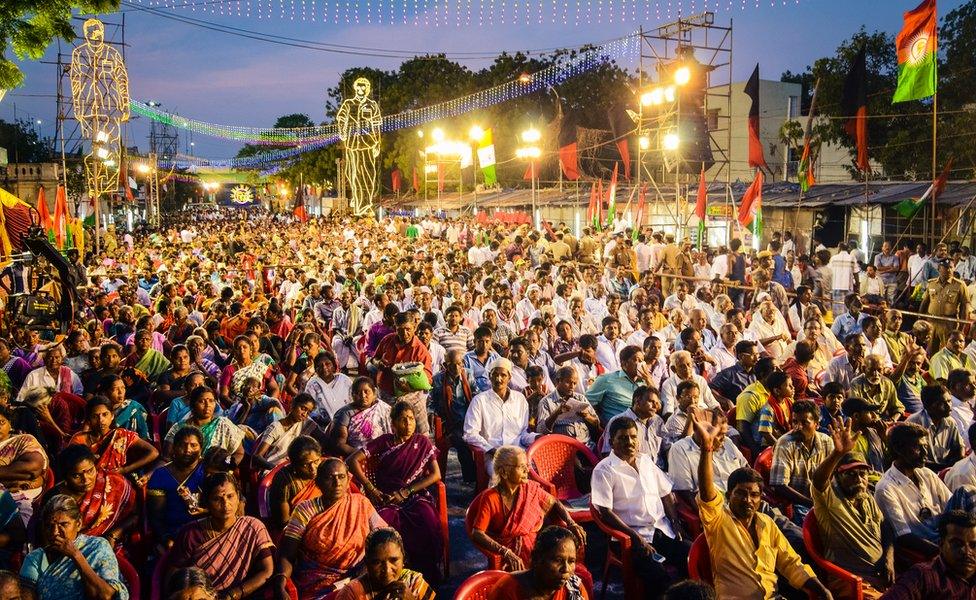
[{"xmin": 2, "ymin": 162, "xmax": 60, "ymax": 209}]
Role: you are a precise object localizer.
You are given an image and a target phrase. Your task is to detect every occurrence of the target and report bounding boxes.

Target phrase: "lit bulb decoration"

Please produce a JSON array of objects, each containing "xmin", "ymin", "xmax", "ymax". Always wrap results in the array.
[
  {"xmin": 70, "ymin": 17, "xmax": 130, "ymax": 246},
  {"xmin": 336, "ymin": 77, "xmax": 382, "ymax": 217},
  {"xmin": 129, "ymin": 0, "xmax": 801, "ymax": 24},
  {"xmin": 230, "ymin": 184, "xmax": 255, "ymax": 204},
  {"xmin": 136, "ymin": 34, "xmax": 637, "ymax": 168}
]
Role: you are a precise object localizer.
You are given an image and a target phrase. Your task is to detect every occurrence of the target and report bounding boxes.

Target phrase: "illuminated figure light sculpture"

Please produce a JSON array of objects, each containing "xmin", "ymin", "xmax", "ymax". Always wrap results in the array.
[
  {"xmin": 336, "ymin": 77, "xmax": 381, "ymax": 217},
  {"xmin": 69, "ymin": 18, "xmax": 130, "ymax": 246}
]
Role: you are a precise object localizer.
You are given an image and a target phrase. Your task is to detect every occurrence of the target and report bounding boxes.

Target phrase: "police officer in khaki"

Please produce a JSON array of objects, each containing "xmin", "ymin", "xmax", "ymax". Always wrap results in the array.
[{"xmin": 920, "ymin": 258, "xmax": 969, "ymax": 353}]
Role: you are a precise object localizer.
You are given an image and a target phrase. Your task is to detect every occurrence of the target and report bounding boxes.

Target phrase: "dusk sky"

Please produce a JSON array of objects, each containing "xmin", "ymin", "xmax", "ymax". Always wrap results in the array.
[{"xmin": 3, "ymin": 0, "xmax": 966, "ymax": 160}]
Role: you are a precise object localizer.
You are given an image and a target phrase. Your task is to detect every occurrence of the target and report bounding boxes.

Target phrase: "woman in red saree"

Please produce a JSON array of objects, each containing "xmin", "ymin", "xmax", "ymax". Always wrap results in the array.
[
  {"xmin": 68, "ymin": 396, "xmax": 158, "ymax": 475},
  {"xmin": 168, "ymin": 472, "xmax": 274, "ymax": 599},
  {"xmin": 0, "ymin": 405, "xmax": 47, "ymax": 520},
  {"xmin": 488, "ymin": 526, "xmax": 590, "ymax": 600},
  {"xmin": 273, "ymin": 458, "xmax": 387, "ymax": 600},
  {"xmin": 35, "ymin": 444, "xmax": 136, "ymax": 548},
  {"xmin": 348, "ymin": 400, "xmax": 444, "ymax": 583},
  {"xmin": 470, "ymin": 446, "xmax": 590, "ymax": 590},
  {"xmin": 267, "ymin": 435, "xmax": 323, "ymax": 532}
]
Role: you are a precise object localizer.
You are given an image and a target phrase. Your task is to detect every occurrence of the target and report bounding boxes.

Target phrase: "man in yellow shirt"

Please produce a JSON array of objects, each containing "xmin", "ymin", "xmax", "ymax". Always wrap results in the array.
[{"xmin": 692, "ymin": 408, "xmax": 833, "ymax": 600}]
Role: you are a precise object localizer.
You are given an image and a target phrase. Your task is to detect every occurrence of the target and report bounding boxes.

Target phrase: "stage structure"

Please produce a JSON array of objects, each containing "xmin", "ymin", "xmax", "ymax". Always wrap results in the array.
[
  {"xmin": 69, "ymin": 18, "xmax": 130, "ymax": 251},
  {"xmin": 336, "ymin": 77, "xmax": 382, "ymax": 217},
  {"xmin": 636, "ymin": 13, "xmax": 733, "ymax": 244}
]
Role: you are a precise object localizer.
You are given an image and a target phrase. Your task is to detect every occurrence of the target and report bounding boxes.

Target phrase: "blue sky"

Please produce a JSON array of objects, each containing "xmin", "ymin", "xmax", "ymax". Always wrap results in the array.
[{"xmin": 3, "ymin": 0, "xmax": 967, "ymax": 160}]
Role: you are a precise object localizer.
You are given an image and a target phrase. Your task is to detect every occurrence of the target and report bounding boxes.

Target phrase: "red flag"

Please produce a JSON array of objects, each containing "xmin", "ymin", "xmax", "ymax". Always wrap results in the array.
[
  {"xmin": 523, "ymin": 161, "xmax": 538, "ymax": 181},
  {"xmin": 587, "ymin": 182, "xmax": 598, "ymax": 224},
  {"xmin": 695, "ymin": 164, "xmax": 707, "ymax": 221},
  {"xmin": 35, "ymin": 186, "xmax": 52, "ymax": 230},
  {"xmin": 412, "ymin": 168, "xmax": 420, "ymax": 193},
  {"xmin": 391, "ymin": 168, "xmax": 402, "ymax": 193},
  {"xmin": 842, "ymin": 47, "xmax": 869, "ymax": 172},
  {"xmin": 54, "ymin": 185, "xmax": 69, "ymax": 249},
  {"xmin": 737, "ymin": 170, "xmax": 765, "ymax": 228},
  {"xmin": 634, "ymin": 185, "xmax": 647, "ymax": 233},
  {"xmin": 558, "ymin": 112, "xmax": 580, "ymax": 181},
  {"xmin": 744, "ymin": 64, "xmax": 768, "ymax": 170}
]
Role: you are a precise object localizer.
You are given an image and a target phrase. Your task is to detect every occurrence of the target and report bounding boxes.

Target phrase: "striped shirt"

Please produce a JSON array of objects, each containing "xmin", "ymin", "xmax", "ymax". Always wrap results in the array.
[{"xmin": 769, "ymin": 430, "xmax": 834, "ymax": 497}]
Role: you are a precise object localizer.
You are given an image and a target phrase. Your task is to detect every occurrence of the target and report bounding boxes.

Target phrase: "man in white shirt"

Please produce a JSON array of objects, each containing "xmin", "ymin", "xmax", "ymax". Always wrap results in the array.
[
  {"xmin": 828, "ymin": 243, "xmax": 859, "ymax": 316},
  {"xmin": 908, "ymin": 243, "xmax": 929, "ymax": 287},
  {"xmin": 17, "ymin": 345, "xmax": 83, "ymax": 403},
  {"xmin": 875, "ymin": 422, "xmax": 950, "ymax": 555},
  {"xmin": 668, "ymin": 410, "xmax": 748, "ymax": 507},
  {"xmin": 592, "ymin": 415, "xmax": 691, "ymax": 592},
  {"xmin": 595, "ymin": 317, "xmax": 626, "ymax": 373},
  {"xmin": 945, "ymin": 422, "xmax": 976, "ymax": 489},
  {"xmin": 602, "ymin": 386, "xmax": 666, "ymax": 460},
  {"xmin": 634, "ymin": 234, "xmax": 654, "ymax": 274},
  {"xmin": 463, "ymin": 358, "xmax": 537, "ymax": 474},
  {"xmin": 860, "ymin": 315, "xmax": 893, "ymax": 370},
  {"xmin": 948, "ymin": 369, "xmax": 976, "ymax": 450}
]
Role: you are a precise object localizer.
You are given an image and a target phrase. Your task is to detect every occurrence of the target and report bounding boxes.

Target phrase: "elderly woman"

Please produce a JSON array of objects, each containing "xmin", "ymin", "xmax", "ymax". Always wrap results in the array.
[
  {"xmin": 120, "ymin": 328, "xmax": 171, "ymax": 384},
  {"xmin": 35, "ymin": 445, "xmax": 136, "ymax": 548},
  {"xmin": 348, "ymin": 400, "xmax": 444, "ymax": 583},
  {"xmin": 166, "ymin": 568, "xmax": 218, "ymax": 600},
  {"xmin": 267, "ymin": 436, "xmax": 323, "ymax": 532},
  {"xmin": 334, "ymin": 529, "xmax": 434, "ymax": 600},
  {"xmin": 469, "ymin": 446, "xmax": 586, "ymax": 574},
  {"xmin": 748, "ymin": 300, "xmax": 791, "ymax": 362},
  {"xmin": 274, "ymin": 458, "xmax": 388, "ymax": 599},
  {"xmin": 68, "ymin": 396, "xmax": 158, "ymax": 475},
  {"xmin": 185, "ymin": 335, "xmax": 221, "ymax": 380},
  {"xmin": 20, "ymin": 494, "xmax": 129, "ymax": 600},
  {"xmin": 326, "ymin": 377, "xmax": 391, "ymax": 457},
  {"xmin": 167, "ymin": 473, "xmax": 274, "ymax": 600},
  {"xmin": 488, "ymin": 526, "xmax": 590, "ymax": 600},
  {"xmin": 164, "ymin": 386, "xmax": 244, "ymax": 466}
]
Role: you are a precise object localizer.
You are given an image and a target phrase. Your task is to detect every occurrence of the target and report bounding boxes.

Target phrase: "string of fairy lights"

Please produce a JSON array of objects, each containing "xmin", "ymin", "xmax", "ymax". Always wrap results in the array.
[
  {"xmin": 126, "ymin": 0, "xmax": 803, "ymax": 26},
  {"xmin": 142, "ymin": 34, "xmax": 638, "ymax": 169}
]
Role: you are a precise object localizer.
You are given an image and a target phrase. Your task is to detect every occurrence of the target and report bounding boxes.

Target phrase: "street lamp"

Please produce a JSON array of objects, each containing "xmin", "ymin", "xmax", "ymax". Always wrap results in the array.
[
  {"xmin": 517, "ymin": 127, "xmax": 542, "ymax": 229},
  {"xmin": 674, "ymin": 66, "xmax": 692, "ymax": 86}
]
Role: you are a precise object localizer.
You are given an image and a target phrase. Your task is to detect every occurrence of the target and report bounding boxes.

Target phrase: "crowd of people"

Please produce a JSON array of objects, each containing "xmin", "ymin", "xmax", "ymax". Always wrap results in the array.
[{"xmin": 0, "ymin": 207, "xmax": 974, "ymax": 600}]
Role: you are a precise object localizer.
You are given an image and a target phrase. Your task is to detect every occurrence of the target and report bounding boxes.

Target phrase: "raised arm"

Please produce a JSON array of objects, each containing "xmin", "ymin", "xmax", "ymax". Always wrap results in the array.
[
  {"xmin": 811, "ymin": 417, "xmax": 854, "ymax": 493},
  {"xmin": 691, "ymin": 408, "xmax": 722, "ymax": 503}
]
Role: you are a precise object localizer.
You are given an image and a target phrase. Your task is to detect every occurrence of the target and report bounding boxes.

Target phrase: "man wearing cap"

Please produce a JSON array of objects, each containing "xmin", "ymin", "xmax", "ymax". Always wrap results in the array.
[
  {"xmin": 811, "ymin": 417, "xmax": 893, "ymax": 598},
  {"xmin": 515, "ymin": 284, "xmax": 541, "ymax": 329},
  {"xmin": 462, "ymin": 357, "xmax": 536, "ymax": 473},
  {"xmin": 920, "ymin": 257, "xmax": 970, "ymax": 354},
  {"xmin": 843, "ymin": 396, "xmax": 886, "ymax": 474}
]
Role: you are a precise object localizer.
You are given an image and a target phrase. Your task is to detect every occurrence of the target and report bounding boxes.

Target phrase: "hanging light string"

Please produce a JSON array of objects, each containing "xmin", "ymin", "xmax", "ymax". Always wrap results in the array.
[
  {"xmin": 146, "ymin": 35, "xmax": 638, "ymax": 168},
  {"xmin": 133, "ymin": 34, "xmax": 636, "ymax": 147}
]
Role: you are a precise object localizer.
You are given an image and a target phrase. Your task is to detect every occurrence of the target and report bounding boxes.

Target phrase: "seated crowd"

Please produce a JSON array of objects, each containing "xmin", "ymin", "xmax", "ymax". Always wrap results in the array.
[{"xmin": 1, "ymin": 212, "xmax": 976, "ymax": 600}]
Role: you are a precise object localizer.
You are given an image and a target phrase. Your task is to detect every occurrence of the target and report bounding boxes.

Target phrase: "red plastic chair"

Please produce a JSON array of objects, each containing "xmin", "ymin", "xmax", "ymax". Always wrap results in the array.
[
  {"xmin": 674, "ymin": 495, "xmax": 703, "ymax": 538},
  {"xmin": 360, "ymin": 453, "xmax": 450, "ymax": 577},
  {"xmin": 468, "ymin": 443, "xmax": 489, "ymax": 493},
  {"xmin": 116, "ymin": 552, "xmax": 140, "ymax": 600},
  {"xmin": 430, "ymin": 414, "xmax": 450, "ymax": 477},
  {"xmin": 589, "ymin": 503, "xmax": 642, "ymax": 600},
  {"xmin": 687, "ymin": 534, "xmax": 713, "ymax": 583},
  {"xmin": 754, "ymin": 446, "xmax": 793, "ymax": 519},
  {"xmin": 465, "ymin": 502, "xmax": 503, "ymax": 569},
  {"xmin": 802, "ymin": 510, "xmax": 864, "ymax": 600},
  {"xmin": 150, "ymin": 550, "xmax": 171, "ymax": 600},
  {"xmin": 453, "ymin": 569, "xmax": 506, "ymax": 600},
  {"xmin": 257, "ymin": 460, "xmax": 290, "ymax": 519},
  {"xmin": 526, "ymin": 435, "xmax": 598, "ymax": 523}
]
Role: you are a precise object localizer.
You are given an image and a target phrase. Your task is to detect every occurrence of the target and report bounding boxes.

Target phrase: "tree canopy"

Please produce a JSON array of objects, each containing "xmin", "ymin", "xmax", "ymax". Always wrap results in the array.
[
  {"xmin": 781, "ymin": 0, "xmax": 976, "ymax": 181},
  {"xmin": 1, "ymin": 0, "xmax": 119, "ymax": 89}
]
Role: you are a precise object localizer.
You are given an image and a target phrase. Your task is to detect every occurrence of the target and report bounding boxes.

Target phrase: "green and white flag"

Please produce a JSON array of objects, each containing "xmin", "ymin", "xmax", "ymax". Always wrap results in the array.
[{"xmin": 477, "ymin": 128, "xmax": 497, "ymax": 186}]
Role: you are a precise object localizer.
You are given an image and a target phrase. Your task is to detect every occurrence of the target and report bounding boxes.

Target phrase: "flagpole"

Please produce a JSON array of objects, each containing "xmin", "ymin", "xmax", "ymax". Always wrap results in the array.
[{"xmin": 931, "ymin": 90, "xmax": 938, "ymax": 244}]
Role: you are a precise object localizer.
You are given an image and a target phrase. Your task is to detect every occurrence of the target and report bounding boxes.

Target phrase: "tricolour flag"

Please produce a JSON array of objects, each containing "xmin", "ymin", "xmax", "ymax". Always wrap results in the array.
[
  {"xmin": 632, "ymin": 185, "xmax": 646, "ymax": 241},
  {"xmin": 842, "ymin": 46, "xmax": 870, "ymax": 172},
  {"xmin": 477, "ymin": 129, "xmax": 497, "ymax": 186},
  {"xmin": 606, "ymin": 163, "xmax": 618, "ymax": 228},
  {"xmin": 893, "ymin": 158, "xmax": 952, "ymax": 217},
  {"xmin": 738, "ymin": 170, "xmax": 765, "ymax": 242},
  {"xmin": 893, "ymin": 0, "xmax": 938, "ymax": 103},
  {"xmin": 798, "ymin": 79, "xmax": 820, "ymax": 193},
  {"xmin": 744, "ymin": 64, "xmax": 768, "ymax": 170},
  {"xmin": 695, "ymin": 163, "xmax": 708, "ymax": 247}
]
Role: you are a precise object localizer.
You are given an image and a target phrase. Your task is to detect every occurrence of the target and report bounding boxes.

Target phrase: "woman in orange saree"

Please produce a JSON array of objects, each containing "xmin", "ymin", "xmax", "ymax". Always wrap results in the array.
[
  {"xmin": 267, "ymin": 435, "xmax": 323, "ymax": 532},
  {"xmin": 273, "ymin": 458, "xmax": 387, "ymax": 600},
  {"xmin": 67, "ymin": 396, "xmax": 158, "ymax": 475}
]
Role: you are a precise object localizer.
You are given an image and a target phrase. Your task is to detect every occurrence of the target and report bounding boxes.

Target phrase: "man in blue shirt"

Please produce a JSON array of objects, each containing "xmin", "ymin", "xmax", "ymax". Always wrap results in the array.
[
  {"xmin": 873, "ymin": 241, "xmax": 901, "ymax": 304},
  {"xmin": 586, "ymin": 345, "xmax": 655, "ymax": 423},
  {"xmin": 463, "ymin": 325, "xmax": 501, "ymax": 393},
  {"xmin": 831, "ymin": 293, "xmax": 865, "ymax": 341}
]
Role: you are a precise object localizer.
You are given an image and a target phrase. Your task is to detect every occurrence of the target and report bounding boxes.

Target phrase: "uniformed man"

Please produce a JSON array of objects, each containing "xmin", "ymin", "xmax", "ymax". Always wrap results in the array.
[
  {"xmin": 658, "ymin": 233, "xmax": 681, "ymax": 295},
  {"xmin": 578, "ymin": 227, "xmax": 599, "ymax": 264},
  {"xmin": 920, "ymin": 258, "xmax": 969, "ymax": 354}
]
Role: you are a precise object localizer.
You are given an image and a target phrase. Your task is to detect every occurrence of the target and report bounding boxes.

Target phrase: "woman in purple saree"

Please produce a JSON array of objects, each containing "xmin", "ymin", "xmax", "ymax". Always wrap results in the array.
[{"xmin": 348, "ymin": 400, "xmax": 444, "ymax": 583}]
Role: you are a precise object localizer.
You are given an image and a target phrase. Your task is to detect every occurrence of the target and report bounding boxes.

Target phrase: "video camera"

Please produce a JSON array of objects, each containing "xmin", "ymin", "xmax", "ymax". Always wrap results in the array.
[{"xmin": 4, "ymin": 228, "xmax": 78, "ymax": 333}]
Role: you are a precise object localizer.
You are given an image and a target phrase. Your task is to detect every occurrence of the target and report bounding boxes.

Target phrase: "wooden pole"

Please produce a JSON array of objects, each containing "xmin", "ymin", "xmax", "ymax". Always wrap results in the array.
[{"xmin": 931, "ymin": 91, "xmax": 938, "ymax": 244}]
